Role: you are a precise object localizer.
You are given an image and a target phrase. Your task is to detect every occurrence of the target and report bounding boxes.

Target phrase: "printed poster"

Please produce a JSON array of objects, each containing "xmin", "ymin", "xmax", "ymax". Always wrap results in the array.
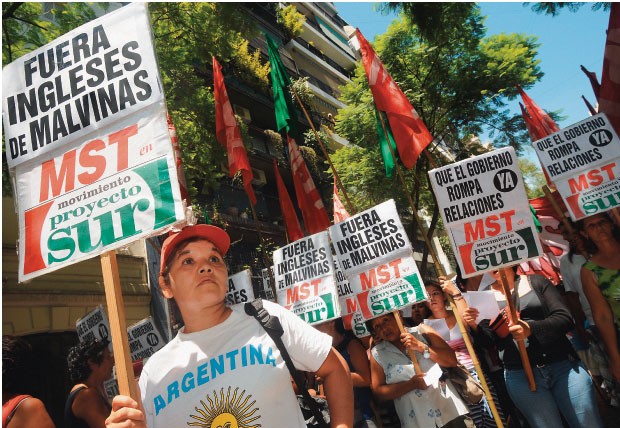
[
  {"xmin": 127, "ymin": 317, "xmax": 165, "ymax": 361},
  {"xmin": 225, "ymin": 269, "xmax": 255, "ymax": 306},
  {"xmin": 76, "ymin": 305, "xmax": 111, "ymax": 343},
  {"xmin": 2, "ymin": 4, "xmax": 186, "ymax": 282},
  {"xmin": 532, "ymin": 113, "xmax": 620, "ymax": 221},
  {"xmin": 261, "ymin": 267, "xmax": 275, "ymax": 302},
  {"xmin": 273, "ymin": 231, "xmax": 340, "ymax": 325},
  {"xmin": 329, "ymin": 200, "xmax": 427, "ymax": 320},
  {"xmin": 429, "ymin": 147, "xmax": 543, "ymax": 278}
]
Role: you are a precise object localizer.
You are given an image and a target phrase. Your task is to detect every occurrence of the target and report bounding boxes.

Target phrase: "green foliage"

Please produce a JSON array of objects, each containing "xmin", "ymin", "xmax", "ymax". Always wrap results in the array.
[
  {"xmin": 528, "ymin": 2, "xmax": 610, "ymax": 16},
  {"xmin": 518, "ymin": 157, "xmax": 547, "ymax": 198},
  {"xmin": 333, "ymin": 5, "xmax": 544, "ymax": 269},
  {"xmin": 276, "ymin": 4, "xmax": 306, "ymax": 39}
]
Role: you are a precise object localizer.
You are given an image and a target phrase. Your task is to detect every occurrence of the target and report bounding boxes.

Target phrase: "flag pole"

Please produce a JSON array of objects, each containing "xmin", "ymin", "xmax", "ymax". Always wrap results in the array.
[
  {"xmin": 378, "ymin": 114, "xmax": 505, "ymax": 426},
  {"xmin": 290, "ymin": 87, "xmax": 356, "ymax": 215}
]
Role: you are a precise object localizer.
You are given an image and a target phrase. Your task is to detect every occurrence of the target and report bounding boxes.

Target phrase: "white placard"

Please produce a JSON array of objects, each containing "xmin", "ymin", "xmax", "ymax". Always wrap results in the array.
[
  {"xmin": 532, "ymin": 113, "xmax": 620, "ymax": 220},
  {"xmin": 127, "ymin": 317, "xmax": 165, "ymax": 361},
  {"xmin": 225, "ymin": 269, "xmax": 255, "ymax": 306},
  {"xmin": 429, "ymin": 147, "xmax": 542, "ymax": 278}
]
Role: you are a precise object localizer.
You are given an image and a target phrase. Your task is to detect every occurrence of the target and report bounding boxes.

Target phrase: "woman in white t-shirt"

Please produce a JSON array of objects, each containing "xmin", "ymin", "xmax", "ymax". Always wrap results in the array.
[{"xmin": 105, "ymin": 224, "xmax": 354, "ymax": 428}]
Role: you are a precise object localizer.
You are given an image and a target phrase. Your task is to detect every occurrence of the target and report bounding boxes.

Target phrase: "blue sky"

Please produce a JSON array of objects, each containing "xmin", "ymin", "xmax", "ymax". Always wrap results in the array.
[{"xmin": 334, "ymin": 2, "xmax": 610, "ymax": 153}]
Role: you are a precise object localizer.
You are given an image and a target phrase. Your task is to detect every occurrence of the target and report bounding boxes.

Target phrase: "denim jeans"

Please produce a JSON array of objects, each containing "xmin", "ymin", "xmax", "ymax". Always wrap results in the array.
[{"xmin": 504, "ymin": 358, "xmax": 603, "ymax": 428}]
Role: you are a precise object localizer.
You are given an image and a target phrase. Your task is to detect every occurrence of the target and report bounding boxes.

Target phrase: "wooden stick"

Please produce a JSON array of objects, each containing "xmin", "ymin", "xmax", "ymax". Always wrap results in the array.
[
  {"xmin": 498, "ymin": 268, "xmax": 537, "ymax": 391},
  {"xmin": 542, "ymin": 185, "xmax": 573, "ymax": 232},
  {"xmin": 392, "ymin": 311, "xmax": 421, "ymax": 373},
  {"xmin": 610, "ymin": 208, "xmax": 620, "ymax": 225},
  {"xmin": 291, "ymin": 87, "xmax": 356, "ymax": 215},
  {"xmin": 101, "ymin": 251, "xmax": 138, "ymax": 399},
  {"xmin": 446, "ymin": 294, "xmax": 505, "ymax": 428}
]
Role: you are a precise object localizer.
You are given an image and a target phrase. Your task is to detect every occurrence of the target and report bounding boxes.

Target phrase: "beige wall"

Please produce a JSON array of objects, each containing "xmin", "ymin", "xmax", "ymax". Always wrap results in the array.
[{"xmin": 2, "ymin": 197, "xmax": 152, "ymax": 336}]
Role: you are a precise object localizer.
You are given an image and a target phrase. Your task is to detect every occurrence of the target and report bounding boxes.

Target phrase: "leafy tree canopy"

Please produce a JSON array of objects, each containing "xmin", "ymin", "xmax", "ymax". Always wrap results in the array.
[
  {"xmin": 333, "ymin": 5, "xmax": 543, "ymax": 272},
  {"xmin": 528, "ymin": 2, "xmax": 610, "ymax": 16},
  {"xmin": 2, "ymin": 2, "xmax": 271, "ymax": 203}
]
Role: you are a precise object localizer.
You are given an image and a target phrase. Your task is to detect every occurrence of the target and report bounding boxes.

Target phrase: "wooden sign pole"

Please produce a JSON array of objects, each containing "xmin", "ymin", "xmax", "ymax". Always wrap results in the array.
[
  {"xmin": 101, "ymin": 250, "xmax": 138, "ymax": 399},
  {"xmin": 498, "ymin": 268, "xmax": 537, "ymax": 391}
]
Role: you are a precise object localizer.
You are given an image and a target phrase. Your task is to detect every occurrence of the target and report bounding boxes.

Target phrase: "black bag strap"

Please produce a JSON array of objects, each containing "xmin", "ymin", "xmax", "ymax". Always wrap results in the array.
[{"xmin": 245, "ymin": 299, "xmax": 329, "ymax": 428}]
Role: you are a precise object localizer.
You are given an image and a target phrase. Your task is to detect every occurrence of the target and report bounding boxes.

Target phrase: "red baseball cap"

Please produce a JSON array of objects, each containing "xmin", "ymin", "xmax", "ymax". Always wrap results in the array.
[{"xmin": 159, "ymin": 224, "xmax": 231, "ymax": 276}]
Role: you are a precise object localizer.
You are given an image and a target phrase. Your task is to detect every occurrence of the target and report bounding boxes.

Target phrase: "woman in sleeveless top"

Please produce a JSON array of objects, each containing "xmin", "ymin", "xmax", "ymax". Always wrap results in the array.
[
  {"xmin": 2, "ymin": 335, "xmax": 55, "ymax": 428},
  {"xmin": 577, "ymin": 212, "xmax": 620, "ymax": 383},
  {"xmin": 64, "ymin": 338, "xmax": 114, "ymax": 428},
  {"xmin": 366, "ymin": 313, "xmax": 474, "ymax": 428},
  {"xmin": 425, "ymin": 282, "xmax": 504, "ymax": 428}
]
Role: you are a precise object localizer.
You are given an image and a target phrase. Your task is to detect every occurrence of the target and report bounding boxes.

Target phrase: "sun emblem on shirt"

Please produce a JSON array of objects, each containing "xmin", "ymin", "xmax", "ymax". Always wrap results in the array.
[{"xmin": 187, "ymin": 386, "xmax": 261, "ymax": 428}]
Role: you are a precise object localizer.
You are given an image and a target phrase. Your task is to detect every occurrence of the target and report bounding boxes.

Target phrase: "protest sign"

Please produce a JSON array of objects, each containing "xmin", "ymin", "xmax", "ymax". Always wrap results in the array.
[
  {"xmin": 76, "ymin": 305, "xmax": 111, "ymax": 344},
  {"xmin": 126, "ymin": 317, "xmax": 164, "ymax": 361},
  {"xmin": 351, "ymin": 311, "xmax": 371, "ymax": 338},
  {"xmin": 334, "ymin": 257, "xmax": 358, "ymax": 329},
  {"xmin": 225, "ymin": 269, "xmax": 255, "ymax": 306},
  {"xmin": 3, "ymin": 3, "xmax": 185, "ymax": 282},
  {"xmin": 329, "ymin": 200, "xmax": 427, "ymax": 320},
  {"xmin": 429, "ymin": 147, "xmax": 542, "ymax": 278},
  {"xmin": 273, "ymin": 231, "xmax": 340, "ymax": 325},
  {"xmin": 532, "ymin": 113, "xmax": 620, "ymax": 220},
  {"xmin": 261, "ymin": 267, "xmax": 276, "ymax": 302}
]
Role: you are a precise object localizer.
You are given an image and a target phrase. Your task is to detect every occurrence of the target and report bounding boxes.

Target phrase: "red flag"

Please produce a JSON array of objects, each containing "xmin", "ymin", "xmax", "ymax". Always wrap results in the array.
[
  {"xmin": 167, "ymin": 115, "xmax": 191, "ymax": 204},
  {"xmin": 517, "ymin": 85, "xmax": 560, "ymax": 141},
  {"xmin": 273, "ymin": 159, "xmax": 304, "ymax": 241},
  {"xmin": 599, "ymin": 3, "xmax": 620, "ymax": 133},
  {"xmin": 288, "ymin": 137, "xmax": 331, "ymax": 234},
  {"xmin": 518, "ymin": 195, "xmax": 570, "ymax": 285},
  {"xmin": 213, "ymin": 57, "xmax": 257, "ymax": 205},
  {"xmin": 580, "ymin": 65, "xmax": 601, "ymax": 100},
  {"xmin": 356, "ymin": 29, "xmax": 433, "ymax": 169},
  {"xmin": 333, "ymin": 180, "xmax": 350, "ymax": 223},
  {"xmin": 518, "ymin": 87, "xmax": 559, "ymax": 188}
]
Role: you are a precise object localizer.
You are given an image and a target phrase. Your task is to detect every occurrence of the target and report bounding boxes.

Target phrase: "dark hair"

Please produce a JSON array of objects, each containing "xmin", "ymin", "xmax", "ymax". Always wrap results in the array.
[
  {"xmin": 67, "ymin": 338, "xmax": 109, "ymax": 383},
  {"xmin": 576, "ymin": 213, "xmax": 620, "ymax": 255},
  {"xmin": 2, "ymin": 335, "xmax": 34, "ymax": 393}
]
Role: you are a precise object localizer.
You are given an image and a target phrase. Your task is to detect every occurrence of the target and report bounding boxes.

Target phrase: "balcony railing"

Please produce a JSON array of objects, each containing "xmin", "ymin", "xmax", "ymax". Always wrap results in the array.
[{"xmin": 293, "ymin": 37, "xmax": 352, "ymax": 79}]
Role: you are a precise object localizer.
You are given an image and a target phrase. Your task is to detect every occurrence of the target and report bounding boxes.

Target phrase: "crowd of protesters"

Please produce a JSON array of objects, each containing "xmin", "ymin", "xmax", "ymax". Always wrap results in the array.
[{"xmin": 3, "ymin": 213, "xmax": 620, "ymax": 428}]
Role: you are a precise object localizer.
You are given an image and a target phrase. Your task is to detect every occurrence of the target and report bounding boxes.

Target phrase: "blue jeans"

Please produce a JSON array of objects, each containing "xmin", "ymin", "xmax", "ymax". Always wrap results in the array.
[{"xmin": 504, "ymin": 358, "xmax": 603, "ymax": 428}]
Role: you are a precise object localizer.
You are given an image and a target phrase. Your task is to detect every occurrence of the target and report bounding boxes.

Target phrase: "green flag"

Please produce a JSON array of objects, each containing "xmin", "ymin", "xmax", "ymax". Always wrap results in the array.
[
  {"xmin": 375, "ymin": 107, "xmax": 398, "ymax": 178},
  {"xmin": 265, "ymin": 33, "xmax": 298, "ymax": 137},
  {"xmin": 529, "ymin": 204, "xmax": 542, "ymax": 232}
]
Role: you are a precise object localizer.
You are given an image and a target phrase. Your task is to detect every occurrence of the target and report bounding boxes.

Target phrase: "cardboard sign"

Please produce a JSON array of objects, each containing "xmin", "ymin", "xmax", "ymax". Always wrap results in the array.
[
  {"xmin": 76, "ymin": 305, "xmax": 111, "ymax": 343},
  {"xmin": 3, "ymin": 3, "xmax": 163, "ymax": 168},
  {"xmin": 5, "ymin": 4, "xmax": 185, "ymax": 282},
  {"xmin": 273, "ymin": 231, "xmax": 340, "ymax": 325},
  {"xmin": 329, "ymin": 200, "xmax": 427, "ymax": 320},
  {"xmin": 261, "ymin": 267, "xmax": 275, "ymax": 302},
  {"xmin": 334, "ymin": 257, "xmax": 357, "ymax": 329},
  {"xmin": 532, "ymin": 113, "xmax": 620, "ymax": 220},
  {"xmin": 225, "ymin": 269, "xmax": 255, "ymax": 306},
  {"xmin": 429, "ymin": 147, "xmax": 542, "ymax": 278},
  {"xmin": 351, "ymin": 311, "xmax": 371, "ymax": 338},
  {"xmin": 126, "ymin": 317, "xmax": 164, "ymax": 361}
]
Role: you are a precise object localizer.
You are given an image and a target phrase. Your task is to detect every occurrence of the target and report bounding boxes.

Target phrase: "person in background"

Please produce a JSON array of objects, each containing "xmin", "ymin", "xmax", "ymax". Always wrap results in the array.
[
  {"xmin": 65, "ymin": 338, "xmax": 114, "ymax": 428},
  {"xmin": 578, "ymin": 213, "xmax": 620, "ymax": 385},
  {"xmin": 427, "ymin": 280, "xmax": 504, "ymax": 428},
  {"xmin": 105, "ymin": 224, "xmax": 353, "ymax": 428},
  {"xmin": 407, "ymin": 302, "xmax": 431, "ymax": 326},
  {"xmin": 2, "ymin": 335, "xmax": 55, "ymax": 428},
  {"xmin": 316, "ymin": 319, "xmax": 377, "ymax": 428},
  {"xmin": 366, "ymin": 313, "xmax": 474, "ymax": 428},
  {"xmin": 463, "ymin": 267, "xmax": 603, "ymax": 428}
]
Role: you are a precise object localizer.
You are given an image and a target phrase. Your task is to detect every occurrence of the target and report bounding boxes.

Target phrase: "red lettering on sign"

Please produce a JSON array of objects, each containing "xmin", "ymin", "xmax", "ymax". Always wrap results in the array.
[
  {"xmin": 39, "ymin": 123, "xmax": 137, "ymax": 202},
  {"xmin": 567, "ymin": 162, "xmax": 617, "ymax": 193},
  {"xmin": 359, "ymin": 258, "xmax": 403, "ymax": 291},
  {"xmin": 463, "ymin": 209, "xmax": 515, "ymax": 242}
]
